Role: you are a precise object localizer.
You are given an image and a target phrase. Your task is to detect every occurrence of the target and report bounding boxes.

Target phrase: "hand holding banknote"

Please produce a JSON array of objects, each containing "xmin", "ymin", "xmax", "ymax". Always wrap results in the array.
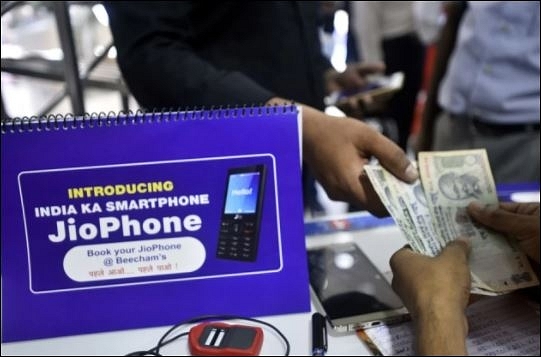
[
  {"xmin": 390, "ymin": 239, "xmax": 471, "ymax": 355},
  {"xmin": 365, "ymin": 149, "xmax": 539, "ymax": 295},
  {"xmin": 467, "ymin": 202, "xmax": 540, "ymax": 265}
]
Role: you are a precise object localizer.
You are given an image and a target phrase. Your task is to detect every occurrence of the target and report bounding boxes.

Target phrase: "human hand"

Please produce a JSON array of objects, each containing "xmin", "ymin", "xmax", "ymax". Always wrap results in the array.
[
  {"xmin": 300, "ymin": 104, "xmax": 417, "ymax": 217},
  {"xmin": 390, "ymin": 239, "xmax": 471, "ymax": 319},
  {"xmin": 467, "ymin": 201, "xmax": 540, "ymax": 264},
  {"xmin": 325, "ymin": 61, "xmax": 386, "ymax": 92},
  {"xmin": 325, "ymin": 62, "xmax": 386, "ymax": 117},
  {"xmin": 390, "ymin": 239, "xmax": 471, "ymax": 355}
]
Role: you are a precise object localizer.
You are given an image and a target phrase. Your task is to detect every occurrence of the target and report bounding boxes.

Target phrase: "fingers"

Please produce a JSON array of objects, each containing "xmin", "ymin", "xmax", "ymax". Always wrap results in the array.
[
  {"xmin": 495, "ymin": 201, "xmax": 523, "ymax": 213},
  {"xmin": 470, "ymin": 201, "xmax": 539, "ymax": 216},
  {"xmin": 359, "ymin": 173, "xmax": 388, "ymax": 217},
  {"xmin": 441, "ymin": 238, "xmax": 471, "ymax": 261},
  {"xmin": 391, "ymin": 239, "xmax": 470, "ymax": 271},
  {"xmin": 467, "ymin": 201, "xmax": 528, "ymax": 234},
  {"xmin": 355, "ymin": 61, "xmax": 386, "ymax": 76},
  {"xmin": 334, "ymin": 155, "xmax": 389, "ymax": 216},
  {"xmin": 346, "ymin": 96, "xmax": 363, "ymax": 113},
  {"xmin": 364, "ymin": 132, "xmax": 418, "ymax": 183},
  {"xmin": 498, "ymin": 201, "xmax": 540, "ymax": 215},
  {"xmin": 390, "ymin": 244, "xmax": 419, "ymax": 269},
  {"xmin": 359, "ymin": 94, "xmax": 374, "ymax": 106}
]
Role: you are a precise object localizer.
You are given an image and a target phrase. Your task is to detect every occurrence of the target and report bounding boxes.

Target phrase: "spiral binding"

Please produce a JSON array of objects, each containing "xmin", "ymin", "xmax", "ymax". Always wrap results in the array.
[{"xmin": 1, "ymin": 103, "xmax": 298, "ymax": 134}]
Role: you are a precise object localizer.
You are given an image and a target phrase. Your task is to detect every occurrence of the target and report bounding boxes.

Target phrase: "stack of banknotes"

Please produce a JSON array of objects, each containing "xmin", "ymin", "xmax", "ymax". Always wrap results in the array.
[{"xmin": 364, "ymin": 149, "xmax": 538, "ymax": 296}]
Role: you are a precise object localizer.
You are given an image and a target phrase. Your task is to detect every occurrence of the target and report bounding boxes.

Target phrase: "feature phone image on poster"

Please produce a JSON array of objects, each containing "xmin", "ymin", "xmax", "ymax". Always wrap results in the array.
[{"xmin": 217, "ymin": 165, "xmax": 266, "ymax": 262}]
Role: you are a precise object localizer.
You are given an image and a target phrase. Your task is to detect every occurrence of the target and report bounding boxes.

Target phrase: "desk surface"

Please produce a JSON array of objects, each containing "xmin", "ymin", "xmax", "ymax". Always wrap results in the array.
[{"xmin": 2, "ymin": 220, "xmax": 406, "ymax": 356}]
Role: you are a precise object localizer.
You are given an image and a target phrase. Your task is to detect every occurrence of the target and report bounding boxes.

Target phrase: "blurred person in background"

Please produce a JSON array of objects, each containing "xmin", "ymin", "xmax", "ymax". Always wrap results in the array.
[
  {"xmin": 412, "ymin": 1, "xmax": 446, "ymax": 46},
  {"xmin": 417, "ymin": 1, "xmax": 540, "ymax": 184},
  {"xmin": 350, "ymin": 1, "xmax": 426, "ymax": 151},
  {"xmin": 104, "ymin": 1, "xmax": 419, "ymax": 217}
]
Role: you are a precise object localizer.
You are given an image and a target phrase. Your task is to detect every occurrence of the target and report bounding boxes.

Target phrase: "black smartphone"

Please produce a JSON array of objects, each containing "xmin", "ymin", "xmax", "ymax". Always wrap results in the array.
[
  {"xmin": 216, "ymin": 165, "xmax": 266, "ymax": 262},
  {"xmin": 307, "ymin": 241, "xmax": 409, "ymax": 332}
]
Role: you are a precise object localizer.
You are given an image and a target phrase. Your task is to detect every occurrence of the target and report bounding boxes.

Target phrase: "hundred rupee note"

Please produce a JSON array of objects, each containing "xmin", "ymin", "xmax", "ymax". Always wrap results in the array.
[
  {"xmin": 365, "ymin": 162, "xmax": 493, "ymax": 293},
  {"xmin": 364, "ymin": 165, "xmax": 424, "ymax": 253},
  {"xmin": 365, "ymin": 164, "xmax": 442, "ymax": 256},
  {"xmin": 418, "ymin": 149, "xmax": 538, "ymax": 294}
]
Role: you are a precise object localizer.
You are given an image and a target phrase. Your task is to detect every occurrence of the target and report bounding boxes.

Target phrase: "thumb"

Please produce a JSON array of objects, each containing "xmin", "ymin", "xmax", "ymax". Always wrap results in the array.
[
  {"xmin": 390, "ymin": 245, "xmax": 418, "ymax": 271},
  {"xmin": 368, "ymin": 133, "xmax": 418, "ymax": 183},
  {"xmin": 441, "ymin": 238, "xmax": 471, "ymax": 260}
]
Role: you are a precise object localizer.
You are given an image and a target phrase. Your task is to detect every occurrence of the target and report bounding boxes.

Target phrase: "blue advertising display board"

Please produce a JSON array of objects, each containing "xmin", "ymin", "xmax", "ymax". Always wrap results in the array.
[{"xmin": 1, "ymin": 106, "xmax": 310, "ymax": 342}]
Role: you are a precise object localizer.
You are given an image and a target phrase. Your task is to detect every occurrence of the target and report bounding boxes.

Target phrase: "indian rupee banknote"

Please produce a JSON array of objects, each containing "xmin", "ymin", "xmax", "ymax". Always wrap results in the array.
[
  {"xmin": 364, "ymin": 165, "xmax": 441, "ymax": 256},
  {"xmin": 365, "ymin": 162, "xmax": 487, "ymax": 293},
  {"xmin": 365, "ymin": 149, "xmax": 538, "ymax": 295},
  {"xmin": 418, "ymin": 149, "xmax": 538, "ymax": 293}
]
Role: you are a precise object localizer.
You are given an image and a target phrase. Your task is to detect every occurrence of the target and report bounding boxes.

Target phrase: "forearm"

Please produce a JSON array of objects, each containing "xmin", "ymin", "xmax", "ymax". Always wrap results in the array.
[
  {"xmin": 414, "ymin": 305, "xmax": 468, "ymax": 355},
  {"xmin": 391, "ymin": 241, "xmax": 472, "ymax": 355},
  {"xmin": 266, "ymin": 97, "xmax": 325, "ymax": 157},
  {"xmin": 266, "ymin": 97, "xmax": 344, "ymax": 182},
  {"xmin": 291, "ymin": 102, "xmax": 331, "ymax": 167}
]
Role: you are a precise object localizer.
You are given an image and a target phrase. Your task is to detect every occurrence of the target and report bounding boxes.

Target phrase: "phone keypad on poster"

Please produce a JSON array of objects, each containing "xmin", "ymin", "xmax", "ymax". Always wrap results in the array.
[{"xmin": 217, "ymin": 217, "xmax": 258, "ymax": 261}]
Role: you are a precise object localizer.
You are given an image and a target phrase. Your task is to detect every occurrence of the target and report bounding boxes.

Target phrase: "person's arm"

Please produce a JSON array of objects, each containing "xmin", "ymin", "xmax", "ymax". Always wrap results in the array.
[
  {"xmin": 390, "ymin": 240, "xmax": 471, "ymax": 355},
  {"xmin": 415, "ymin": 1, "xmax": 467, "ymax": 152},
  {"xmin": 468, "ymin": 202, "xmax": 540, "ymax": 265},
  {"xmin": 106, "ymin": 2, "xmax": 418, "ymax": 216},
  {"xmin": 104, "ymin": 2, "xmax": 275, "ymax": 109}
]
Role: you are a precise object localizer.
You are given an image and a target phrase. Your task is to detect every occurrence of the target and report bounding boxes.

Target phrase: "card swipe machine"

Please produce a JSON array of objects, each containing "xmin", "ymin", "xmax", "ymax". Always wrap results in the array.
[{"xmin": 188, "ymin": 322, "xmax": 263, "ymax": 356}]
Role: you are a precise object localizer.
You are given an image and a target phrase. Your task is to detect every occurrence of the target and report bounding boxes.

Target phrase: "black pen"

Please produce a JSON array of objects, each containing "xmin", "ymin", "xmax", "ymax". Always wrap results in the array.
[{"xmin": 311, "ymin": 312, "xmax": 327, "ymax": 356}]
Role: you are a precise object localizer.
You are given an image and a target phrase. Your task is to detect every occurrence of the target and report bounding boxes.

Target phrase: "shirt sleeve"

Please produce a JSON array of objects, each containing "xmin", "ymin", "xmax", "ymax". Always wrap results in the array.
[
  {"xmin": 351, "ymin": 1, "xmax": 384, "ymax": 63},
  {"xmin": 104, "ymin": 1, "xmax": 276, "ymax": 109}
]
